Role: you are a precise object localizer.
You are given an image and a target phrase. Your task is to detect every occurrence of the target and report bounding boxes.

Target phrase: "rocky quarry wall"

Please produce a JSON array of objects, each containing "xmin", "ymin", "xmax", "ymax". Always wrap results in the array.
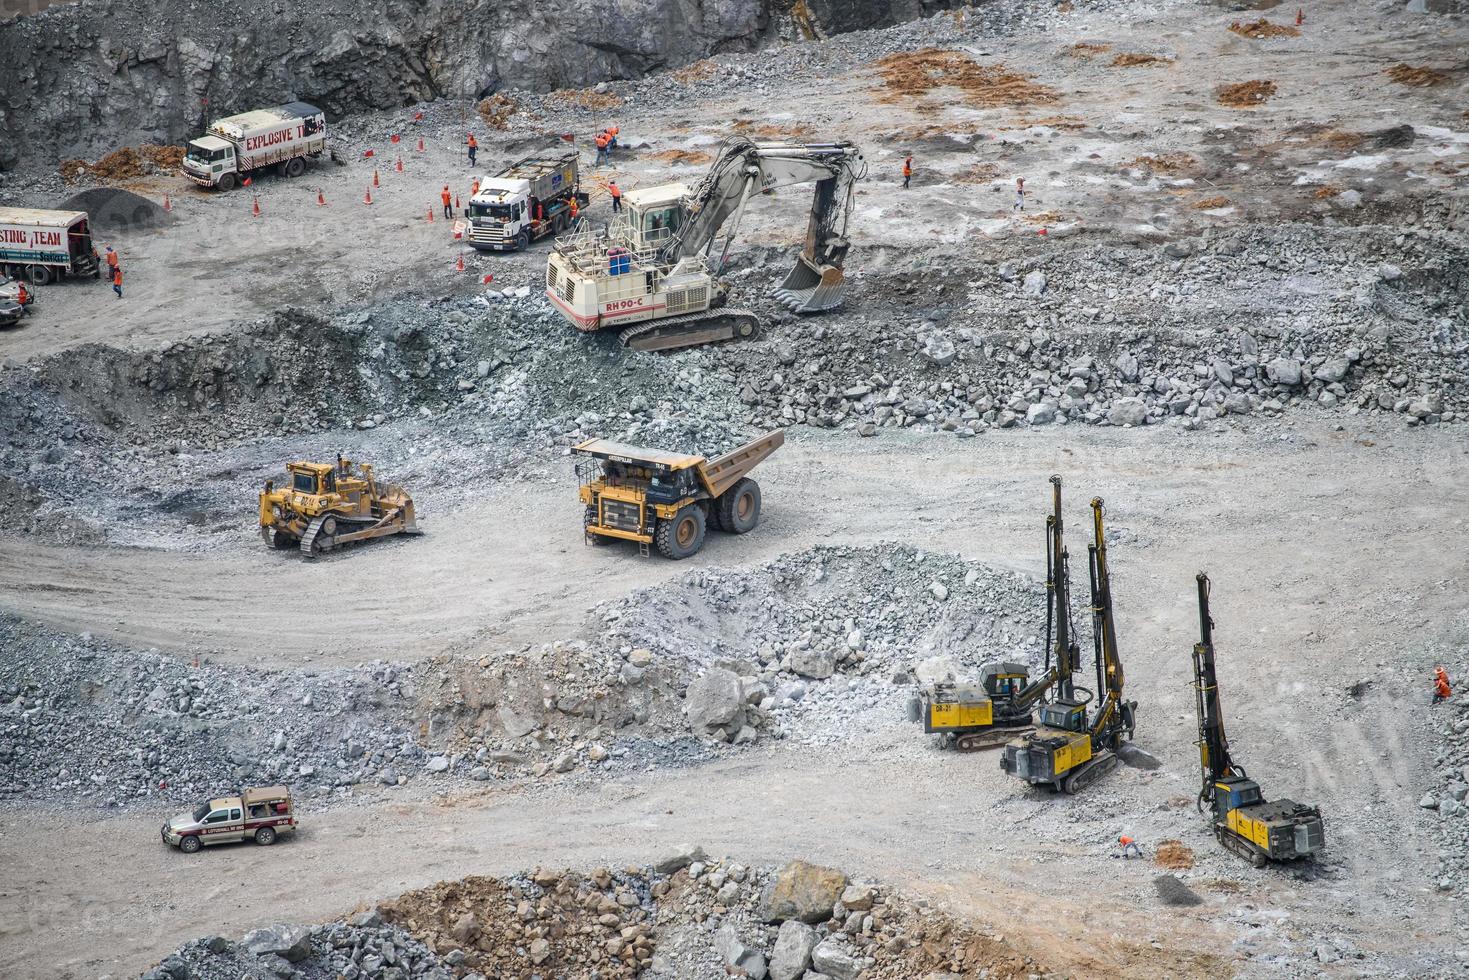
[{"xmin": 0, "ymin": 0, "xmax": 964, "ymax": 170}]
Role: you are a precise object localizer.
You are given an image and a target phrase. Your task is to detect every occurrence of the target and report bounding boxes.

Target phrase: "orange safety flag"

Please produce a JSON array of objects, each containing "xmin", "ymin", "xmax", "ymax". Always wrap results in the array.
[{"xmin": 363, "ymin": 148, "xmax": 375, "ymax": 158}]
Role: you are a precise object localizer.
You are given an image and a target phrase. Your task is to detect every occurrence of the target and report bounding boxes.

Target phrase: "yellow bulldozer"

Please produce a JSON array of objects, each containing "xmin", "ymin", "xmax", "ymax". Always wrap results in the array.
[
  {"xmin": 259, "ymin": 456, "xmax": 419, "ymax": 558},
  {"xmin": 574, "ymin": 430, "xmax": 783, "ymax": 559}
]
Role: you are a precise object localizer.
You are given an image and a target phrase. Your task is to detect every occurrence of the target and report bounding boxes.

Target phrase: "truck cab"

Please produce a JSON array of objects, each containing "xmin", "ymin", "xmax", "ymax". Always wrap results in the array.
[
  {"xmin": 161, "ymin": 786, "xmax": 297, "ymax": 853},
  {"xmin": 183, "ymin": 136, "xmax": 237, "ymax": 187},
  {"xmin": 468, "ymin": 177, "xmax": 537, "ymax": 250}
]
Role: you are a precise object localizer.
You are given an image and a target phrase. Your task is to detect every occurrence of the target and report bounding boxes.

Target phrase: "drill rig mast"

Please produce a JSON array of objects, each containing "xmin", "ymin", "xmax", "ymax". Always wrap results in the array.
[
  {"xmin": 1001, "ymin": 497, "xmax": 1137, "ymax": 793},
  {"xmin": 1193, "ymin": 572, "xmax": 1325, "ymax": 866},
  {"xmin": 911, "ymin": 476, "xmax": 1081, "ymax": 750}
]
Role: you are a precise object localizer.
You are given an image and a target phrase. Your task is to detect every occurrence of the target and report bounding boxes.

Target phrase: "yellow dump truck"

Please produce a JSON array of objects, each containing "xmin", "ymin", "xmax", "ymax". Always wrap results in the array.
[
  {"xmin": 574, "ymin": 430, "xmax": 784, "ymax": 559},
  {"xmin": 259, "ymin": 456, "xmax": 419, "ymax": 557}
]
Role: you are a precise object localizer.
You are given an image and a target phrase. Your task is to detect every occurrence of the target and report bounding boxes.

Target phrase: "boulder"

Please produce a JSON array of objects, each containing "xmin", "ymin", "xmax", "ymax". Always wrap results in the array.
[
  {"xmin": 1265, "ymin": 357, "xmax": 1302, "ymax": 386},
  {"xmin": 770, "ymin": 920, "xmax": 820, "ymax": 980},
  {"xmin": 686, "ymin": 667, "xmax": 746, "ymax": 735},
  {"xmin": 242, "ymin": 923, "xmax": 313, "ymax": 963},
  {"xmin": 1314, "ymin": 357, "xmax": 1350, "ymax": 384},
  {"xmin": 789, "ymin": 648, "xmax": 836, "ymax": 680},
  {"xmin": 451, "ymin": 912, "xmax": 481, "ymax": 944},
  {"xmin": 759, "ymin": 860, "xmax": 848, "ymax": 924},
  {"xmin": 1022, "ymin": 270, "xmax": 1047, "ymax": 296},
  {"xmin": 914, "ymin": 656, "xmax": 959, "ymax": 685},
  {"xmin": 716, "ymin": 922, "xmax": 769, "ymax": 980},
  {"xmin": 1025, "ymin": 402, "xmax": 1056, "ymax": 425},
  {"xmin": 810, "ymin": 938, "xmax": 862, "ymax": 980},
  {"xmin": 1108, "ymin": 398, "xmax": 1148, "ymax": 427},
  {"xmin": 498, "ymin": 704, "xmax": 538, "ymax": 738},
  {"xmin": 655, "ymin": 844, "xmax": 709, "ymax": 874},
  {"xmin": 1115, "ymin": 351, "xmax": 1140, "ymax": 382},
  {"xmin": 839, "ymin": 884, "xmax": 875, "ymax": 911}
]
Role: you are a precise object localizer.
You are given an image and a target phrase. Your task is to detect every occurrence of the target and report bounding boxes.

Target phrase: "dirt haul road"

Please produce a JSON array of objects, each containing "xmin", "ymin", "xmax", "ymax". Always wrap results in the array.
[
  {"xmin": 0, "ymin": 423, "xmax": 1463, "ymax": 666},
  {"xmin": 0, "ymin": 422, "xmax": 1463, "ymax": 977}
]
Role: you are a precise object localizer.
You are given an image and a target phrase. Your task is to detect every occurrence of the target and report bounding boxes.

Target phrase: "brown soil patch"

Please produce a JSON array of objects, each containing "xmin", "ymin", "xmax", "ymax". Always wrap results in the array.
[
  {"xmin": 1218, "ymin": 80, "xmax": 1277, "ymax": 108},
  {"xmin": 1111, "ymin": 53, "xmax": 1173, "ymax": 67},
  {"xmin": 1384, "ymin": 63, "xmax": 1450, "ymax": 87},
  {"xmin": 59, "ymin": 145, "xmax": 185, "ymax": 183},
  {"xmin": 1314, "ymin": 129, "xmax": 1365, "ymax": 152},
  {"xmin": 1129, "ymin": 152, "xmax": 1197, "ymax": 173},
  {"xmin": 731, "ymin": 119, "xmax": 813, "ymax": 140},
  {"xmin": 1067, "ymin": 42, "xmax": 1112, "ymax": 57},
  {"xmin": 1191, "ymin": 195, "xmax": 1231, "ymax": 209},
  {"xmin": 58, "ymin": 159, "xmax": 88, "ymax": 183},
  {"xmin": 477, "ymin": 93, "xmax": 518, "ymax": 129},
  {"xmin": 1017, "ymin": 114, "xmax": 1088, "ymax": 130},
  {"xmin": 647, "ymin": 149, "xmax": 713, "ymax": 166},
  {"xmin": 1229, "ymin": 18, "xmax": 1301, "ymax": 39},
  {"xmin": 874, "ymin": 49, "xmax": 1059, "ymax": 109},
  {"xmin": 139, "ymin": 145, "xmax": 185, "ymax": 169},
  {"xmin": 1154, "ymin": 840, "xmax": 1196, "ymax": 870},
  {"xmin": 953, "ymin": 162, "xmax": 1002, "ymax": 183},
  {"xmin": 550, "ymin": 87, "xmax": 624, "ymax": 110},
  {"xmin": 672, "ymin": 59, "xmax": 718, "ymax": 84},
  {"xmin": 91, "ymin": 147, "xmax": 147, "ymax": 180},
  {"xmin": 1314, "ymin": 185, "xmax": 1343, "ymax": 199}
]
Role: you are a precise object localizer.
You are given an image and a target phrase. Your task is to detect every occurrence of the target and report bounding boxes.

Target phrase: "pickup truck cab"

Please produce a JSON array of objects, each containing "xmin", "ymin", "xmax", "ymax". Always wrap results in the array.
[{"xmin": 161, "ymin": 785, "xmax": 298, "ymax": 854}]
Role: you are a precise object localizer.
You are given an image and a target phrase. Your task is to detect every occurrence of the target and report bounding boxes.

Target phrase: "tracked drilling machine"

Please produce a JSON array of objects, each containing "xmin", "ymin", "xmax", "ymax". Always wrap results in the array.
[
  {"xmin": 1001, "ymin": 497, "xmax": 1138, "ymax": 793},
  {"xmin": 910, "ymin": 476, "xmax": 1082, "ymax": 750},
  {"xmin": 1192, "ymin": 572, "xmax": 1325, "ymax": 867}
]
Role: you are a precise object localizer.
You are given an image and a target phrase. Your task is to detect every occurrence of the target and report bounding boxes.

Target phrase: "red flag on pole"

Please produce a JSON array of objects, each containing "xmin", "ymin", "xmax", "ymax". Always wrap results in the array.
[{"xmin": 391, "ymin": 133, "xmax": 401, "ymax": 144}]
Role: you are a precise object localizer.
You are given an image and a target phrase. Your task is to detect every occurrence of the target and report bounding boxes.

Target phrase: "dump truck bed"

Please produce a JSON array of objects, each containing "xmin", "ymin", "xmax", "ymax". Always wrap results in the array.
[
  {"xmin": 698, "ymin": 430, "xmax": 784, "ymax": 498},
  {"xmin": 572, "ymin": 439, "xmax": 704, "ymax": 472}
]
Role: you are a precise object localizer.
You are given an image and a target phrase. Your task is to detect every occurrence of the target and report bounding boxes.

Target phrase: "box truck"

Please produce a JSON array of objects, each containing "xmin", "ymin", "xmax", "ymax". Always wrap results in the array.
[
  {"xmin": 467, "ymin": 153, "xmax": 587, "ymax": 252},
  {"xmin": 0, "ymin": 208, "xmax": 100, "ymax": 285},
  {"xmin": 182, "ymin": 102, "xmax": 327, "ymax": 191}
]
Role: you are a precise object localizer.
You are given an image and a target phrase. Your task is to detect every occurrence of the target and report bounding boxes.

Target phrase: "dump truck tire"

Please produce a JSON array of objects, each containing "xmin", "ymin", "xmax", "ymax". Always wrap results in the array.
[
  {"xmin": 656, "ymin": 505, "xmax": 706, "ymax": 559},
  {"xmin": 584, "ymin": 506, "xmax": 612, "ymax": 545},
  {"xmin": 716, "ymin": 478, "xmax": 762, "ymax": 534}
]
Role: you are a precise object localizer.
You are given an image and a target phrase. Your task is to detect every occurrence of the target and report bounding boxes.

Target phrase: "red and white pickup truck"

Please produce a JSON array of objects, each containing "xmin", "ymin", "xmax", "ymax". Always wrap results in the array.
[{"xmin": 161, "ymin": 785, "xmax": 298, "ymax": 854}]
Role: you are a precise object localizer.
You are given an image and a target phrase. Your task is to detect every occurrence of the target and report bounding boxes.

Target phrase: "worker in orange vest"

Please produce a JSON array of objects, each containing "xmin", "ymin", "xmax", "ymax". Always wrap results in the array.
[
  {"xmin": 104, "ymin": 245, "xmax": 120, "ymax": 276},
  {"xmin": 595, "ymin": 131, "xmax": 610, "ymax": 166},
  {"xmin": 902, "ymin": 155, "xmax": 913, "ymax": 189},
  {"xmin": 440, "ymin": 185, "xmax": 453, "ymax": 219},
  {"xmin": 16, "ymin": 281, "xmax": 31, "ymax": 310},
  {"xmin": 471, "ymin": 178, "xmax": 481, "ymax": 197},
  {"xmin": 466, "ymin": 133, "xmax": 478, "ymax": 167},
  {"xmin": 1435, "ymin": 666, "xmax": 1453, "ymax": 704},
  {"xmin": 608, "ymin": 181, "xmax": 622, "ymax": 213},
  {"xmin": 569, "ymin": 196, "xmax": 579, "ymax": 221},
  {"xmin": 1117, "ymin": 835, "xmax": 1142, "ymax": 859},
  {"xmin": 605, "ymin": 125, "xmax": 620, "ymax": 153},
  {"xmin": 110, "ymin": 266, "xmax": 123, "ymax": 300}
]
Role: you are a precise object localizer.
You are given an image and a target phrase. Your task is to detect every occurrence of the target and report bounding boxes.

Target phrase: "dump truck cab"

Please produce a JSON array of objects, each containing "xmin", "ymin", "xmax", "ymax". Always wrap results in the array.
[{"xmin": 575, "ymin": 431, "xmax": 783, "ymax": 559}]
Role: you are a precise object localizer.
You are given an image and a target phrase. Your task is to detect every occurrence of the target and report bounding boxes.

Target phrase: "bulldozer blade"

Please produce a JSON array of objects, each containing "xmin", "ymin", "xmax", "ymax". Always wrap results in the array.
[{"xmin": 773, "ymin": 255, "xmax": 846, "ymax": 313}]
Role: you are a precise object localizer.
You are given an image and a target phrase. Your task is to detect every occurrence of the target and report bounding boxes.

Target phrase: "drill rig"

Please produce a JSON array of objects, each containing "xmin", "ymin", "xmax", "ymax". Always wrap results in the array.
[
  {"xmin": 1193, "ymin": 572, "xmax": 1326, "ymax": 867},
  {"xmin": 1001, "ymin": 498, "xmax": 1138, "ymax": 793},
  {"xmin": 911, "ymin": 476, "xmax": 1082, "ymax": 750},
  {"xmin": 545, "ymin": 137, "xmax": 866, "ymax": 352}
]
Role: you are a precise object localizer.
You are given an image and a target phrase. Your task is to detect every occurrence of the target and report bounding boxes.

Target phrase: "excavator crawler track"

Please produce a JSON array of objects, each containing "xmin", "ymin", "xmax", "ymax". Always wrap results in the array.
[
  {"xmin": 1061, "ymin": 751, "xmax": 1121, "ymax": 794},
  {"xmin": 953, "ymin": 724, "xmax": 1035, "ymax": 752},
  {"xmin": 618, "ymin": 307, "xmax": 760, "ymax": 353}
]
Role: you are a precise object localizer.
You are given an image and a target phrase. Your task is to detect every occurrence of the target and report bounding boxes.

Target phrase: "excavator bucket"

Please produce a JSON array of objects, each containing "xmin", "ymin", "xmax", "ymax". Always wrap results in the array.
[{"xmin": 774, "ymin": 255, "xmax": 847, "ymax": 313}]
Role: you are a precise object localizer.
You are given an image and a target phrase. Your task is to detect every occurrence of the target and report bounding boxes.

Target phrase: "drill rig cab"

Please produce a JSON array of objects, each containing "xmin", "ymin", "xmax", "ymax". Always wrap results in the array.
[
  {"xmin": 912, "ymin": 476, "xmax": 1083, "ymax": 750},
  {"xmin": 1001, "ymin": 497, "xmax": 1138, "ymax": 793},
  {"xmin": 545, "ymin": 137, "xmax": 866, "ymax": 352},
  {"xmin": 1192, "ymin": 572, "xmax": 1325, "ymax": 867}
]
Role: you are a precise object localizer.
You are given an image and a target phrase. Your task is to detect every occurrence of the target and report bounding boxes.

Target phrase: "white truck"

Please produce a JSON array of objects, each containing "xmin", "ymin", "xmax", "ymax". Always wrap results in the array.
[
  {"xmin": 0, "ymin": 207, "xmax": 100, "ymax": 285},
  {"xmin": 467, "ymin": 153, "xmax": 587, "ymax": 252},
  {"xmin": 182, "ymin": 102, "xmax": 327, "ymax": 191}
]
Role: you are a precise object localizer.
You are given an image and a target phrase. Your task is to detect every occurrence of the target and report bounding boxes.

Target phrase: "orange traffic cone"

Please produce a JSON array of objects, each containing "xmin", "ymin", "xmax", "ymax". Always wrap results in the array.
[
  {"xmin": 455, "ymin": 194, "xmax": 461, "ymax": 209},
  {"xmin": 364, "ymin": 187, "xmax": 373, "ymax": 205},
  {"xmin": 395, "ymin": 156, "xmax": 404, "ymax": 173},
  {"xmin": 417, "ymin": 137, "xmax": 425, "ymax": 152},
  {"xmin": 373, "ymin": 168, "xmax": 381, "ymax": 188},
  {"xmin": 455, "ymin": 253, "xmax": 465, "ymax": 272},
  {"xmin": 252, "ymin": 194, "xmax": 261, "ymax": 217},
  {"xmin": 162, "ymin": 193, "xmax": 173, "ymax": 212},
  {"xmin": 317, "ymin": 189, "xmax": 326, "ymax": 206},
  {"xmin": 1296, "ymin": 7, "xmax": 1303, "ymax": 25},
  {"xmin": 427, "ymin": 207, "xmax": 434, "ymax": 222}
]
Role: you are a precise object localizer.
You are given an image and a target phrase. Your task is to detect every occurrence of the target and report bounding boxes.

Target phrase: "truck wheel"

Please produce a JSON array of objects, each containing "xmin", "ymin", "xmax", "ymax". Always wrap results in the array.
[
  {"xmin": 216, "ymin": 173, "xmax": 237, "ymax": 192},
  {"xmin": 584, "ymin": 506, "xmax": 612, "ymax": 545},
  {"xmin": 180, "ymin": 836, "xmax": 201, "ymax": 854},
  {"xmin": 655, "ymin": 505, "xmax": 705, "ymax": 560},
  {"xmin": 254, "ymin": 826, "xmax": 278, "ymax": 846},
  {"xmin": 285, "ymin": 157, "xmax": 305, "ymax": 178},
  {"xmin": 716, "ymin": 479, "xmax": 761, "ymax": 534},
  {"xmin": 516, "ymin": 231, "xmax": 530, "ymax": 250},
  {"xmin": 23, "ymin": 265, "xmax": 52, "ymax": 286}
]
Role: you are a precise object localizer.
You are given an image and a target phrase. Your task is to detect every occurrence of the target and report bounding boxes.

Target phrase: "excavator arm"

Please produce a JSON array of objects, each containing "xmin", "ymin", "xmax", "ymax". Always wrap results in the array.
[{"xmin": 669, "ymin": 137, "xmax": 866, "ymax": 313}]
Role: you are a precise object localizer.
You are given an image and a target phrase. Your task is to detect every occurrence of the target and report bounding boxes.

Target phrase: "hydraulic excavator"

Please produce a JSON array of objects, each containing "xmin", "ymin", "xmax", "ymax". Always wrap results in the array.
[
  {"xmin": 1001, "ymin": 497, "xmax": 1138, "ymax": 793},
  {"xmin": 1193, "ymin": 572, "xmax": 1326, "ymax": 867},
  {"xmin": 910, "ymin": 475, "xmax": 1082, "ymax": 750},
  {"xmin": 545, "ymin": 137, "xmax": 866, "ymax": 351}
]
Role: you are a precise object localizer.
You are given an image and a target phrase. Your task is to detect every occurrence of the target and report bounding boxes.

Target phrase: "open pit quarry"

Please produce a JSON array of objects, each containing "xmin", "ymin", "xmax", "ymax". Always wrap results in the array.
[{"xmin": 0, "ymin": 0, "xmax": 1467, "ymax": 977}]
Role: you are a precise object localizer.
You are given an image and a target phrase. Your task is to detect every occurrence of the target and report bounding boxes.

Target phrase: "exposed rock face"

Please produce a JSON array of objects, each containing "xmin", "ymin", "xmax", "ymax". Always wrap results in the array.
[{"xmin": 0, "ymin": 0, "xmax": 961, "ymax": 169}]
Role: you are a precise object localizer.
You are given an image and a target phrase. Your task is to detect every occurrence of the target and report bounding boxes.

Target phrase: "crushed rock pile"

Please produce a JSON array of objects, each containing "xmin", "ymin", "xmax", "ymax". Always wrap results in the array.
[
  {"xmin": 142, "ymin": 855, "xmax": 1047, "ymax": 980},
  {"xmin": 698, "ymin": 226, "xmax": 1467, "ymax": 436}
]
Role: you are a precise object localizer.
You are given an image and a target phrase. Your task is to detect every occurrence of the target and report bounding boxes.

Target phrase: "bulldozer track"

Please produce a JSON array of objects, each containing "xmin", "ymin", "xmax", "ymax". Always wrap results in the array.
[{"xmin": 617, "ymin": 307, "xmax": 760, "ymax": 352}]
